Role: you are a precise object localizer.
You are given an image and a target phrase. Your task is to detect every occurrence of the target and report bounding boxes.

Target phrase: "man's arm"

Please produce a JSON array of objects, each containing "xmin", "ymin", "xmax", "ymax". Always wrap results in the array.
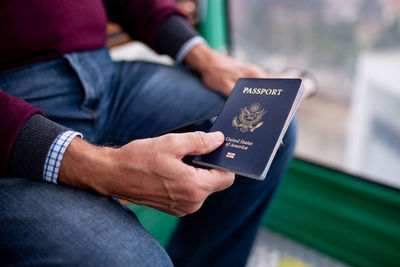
[
  {"xmin": 103, "ymin": 0, "xmax": 268, "ymax": 93},
  {"xmin": 59, "ymin": 131, "xmax": 234, "ymax": 217},
  {"xmin": 1, "ymin": 90, "xmax": 49, "ymax": 176},
  {"xmin": 1, "ymin": 89, "xmax": 234, "ymax": 216},
  {"xmin": 103, "ymin": 0, "xmax": 196, "ymax": 59},
  {"xmin": 0, "ymin": 90, "xmax": 80, "ymax": 181}
]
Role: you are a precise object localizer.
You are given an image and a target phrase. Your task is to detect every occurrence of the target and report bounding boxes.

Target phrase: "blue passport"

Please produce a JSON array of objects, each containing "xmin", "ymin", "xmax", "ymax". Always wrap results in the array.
[{"xmin": 193, "ymin": 78, "xmax": 304, "ymax": 180}]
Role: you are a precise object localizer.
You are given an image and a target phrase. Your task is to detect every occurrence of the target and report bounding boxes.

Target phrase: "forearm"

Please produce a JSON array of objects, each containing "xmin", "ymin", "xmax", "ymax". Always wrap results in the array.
[
  {"xmin": 58, "ymin": 137, "xmax": 114, "ymax": 195},
  {"xmin": 183, "ymin": 42, "xmax": 218, "ymax": 73},
  {"xmin": 58, "ymin": 132, "xmax": 234, "ymax": 217}
]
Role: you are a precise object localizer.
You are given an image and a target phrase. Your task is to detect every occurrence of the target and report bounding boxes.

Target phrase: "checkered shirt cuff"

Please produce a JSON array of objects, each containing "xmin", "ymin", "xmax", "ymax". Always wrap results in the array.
[{"xmin": 43, "ymin": 131, "xmax": 83, "ymax": 184}]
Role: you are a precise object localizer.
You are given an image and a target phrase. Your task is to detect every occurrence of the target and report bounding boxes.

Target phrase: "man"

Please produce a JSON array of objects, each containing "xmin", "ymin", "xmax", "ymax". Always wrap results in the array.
[{"xmin": 0, "ymin": 0, "xmax": 296, "ymax": 266}]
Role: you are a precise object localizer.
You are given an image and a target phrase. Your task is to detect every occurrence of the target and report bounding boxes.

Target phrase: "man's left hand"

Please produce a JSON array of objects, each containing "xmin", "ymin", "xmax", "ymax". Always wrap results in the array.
[{"xmin": 184, "ymin": 43, "xmax": 269, "ymax": 97}]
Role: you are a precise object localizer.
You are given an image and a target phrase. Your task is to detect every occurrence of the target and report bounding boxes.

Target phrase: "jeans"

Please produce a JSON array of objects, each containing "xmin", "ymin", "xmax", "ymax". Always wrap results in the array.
[{"xmin": 0, "ymin": 47, "xmax": 296, "ymax": 266}]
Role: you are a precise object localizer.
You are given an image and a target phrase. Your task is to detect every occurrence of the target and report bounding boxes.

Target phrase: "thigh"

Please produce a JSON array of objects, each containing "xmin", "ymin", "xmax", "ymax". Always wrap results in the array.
[
  {"xmin": 0, "ymin": 177, "xmax": 172, "ymax": 266},
  {"xmin": 0, "ymin": 58, "xmax": 95, "ymax": 141},
  {"xmin": 0, "ymin": 47, "xmax": 114, "ymax": 142},
  {"xmin": 97, "ymin": 61, "xmax": 225, "ymax": 145}
]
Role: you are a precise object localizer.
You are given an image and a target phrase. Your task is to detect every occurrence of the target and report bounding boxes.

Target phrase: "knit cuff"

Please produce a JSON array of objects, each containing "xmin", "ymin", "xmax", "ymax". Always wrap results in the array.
[
  {"xmin": 7, "ymin": 114, "xmax": 69, "ymax": 180},
  {"xmin": 156, "ymin": 15, "xmax": 199, "ymax": 59}
]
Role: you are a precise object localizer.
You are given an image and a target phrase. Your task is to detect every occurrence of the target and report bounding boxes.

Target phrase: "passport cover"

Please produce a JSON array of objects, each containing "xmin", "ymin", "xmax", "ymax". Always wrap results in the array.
[{"xmin": 193, "ymin": 78, "xmax": 303, "ymax": 180}]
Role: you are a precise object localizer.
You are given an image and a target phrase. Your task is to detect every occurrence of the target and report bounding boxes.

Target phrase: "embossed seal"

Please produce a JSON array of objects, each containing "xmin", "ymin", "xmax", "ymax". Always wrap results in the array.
[{"xmin": 232, "ymin": 103, "xmax": 267, "ymax": 133}]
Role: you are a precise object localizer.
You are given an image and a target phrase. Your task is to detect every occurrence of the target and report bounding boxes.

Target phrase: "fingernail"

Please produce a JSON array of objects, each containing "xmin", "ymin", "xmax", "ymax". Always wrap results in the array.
[{"xmin": 210, "ymin": 131, "xmax": 224, "ymax": 143}]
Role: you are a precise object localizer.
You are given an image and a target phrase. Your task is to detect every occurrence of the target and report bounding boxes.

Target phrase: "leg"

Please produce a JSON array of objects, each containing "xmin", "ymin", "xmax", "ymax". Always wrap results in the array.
[
  {"xmin": 0, "ymin": 177, "xmax": 173, "ymax": 266},
  {"xmin": 0, "ymin": 48, "xmax": 115, "ymax": 142},
  {"xmin": 96, "ymin": 61, "xmax": 225, "ymax": 144},
  {"xmin": 167, "ymin": 120, "xmax": 297, "ymax": 267},
  {"xmin": 0, "ymin": 49, "xmax": 175, "ymax": 265}
]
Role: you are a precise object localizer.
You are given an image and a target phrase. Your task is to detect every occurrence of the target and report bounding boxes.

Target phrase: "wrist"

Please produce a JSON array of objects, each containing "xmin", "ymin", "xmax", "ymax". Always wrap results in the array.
[
  {"xmin": 58, "ymin": 137, "xmax": 115, "ymax": 195},
  {"xmin": 183, "ymin": 43, "xmax": 218, "ymax": 73}
]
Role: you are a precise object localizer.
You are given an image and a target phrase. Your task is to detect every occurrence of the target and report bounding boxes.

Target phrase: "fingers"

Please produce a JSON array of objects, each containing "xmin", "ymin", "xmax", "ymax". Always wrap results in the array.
[
  {"xmin": 195, "ymin": 167, "xmax": 235, "ymax": 192},
  {"xmin": 223, "ymin": 80, "xmax": 236, "ymax": 97},
  {"xmin": 160, "ymin": 131, "xmax": 234, "ymax": 191},
  {"xmin": 116, "ymin": 168, "xmax": 234, "ymax": 217},
  {"xmin": 165, "ymin": 131, "xmax": 225, "ymax": 158},
  {"xmin": 135, "ymin": 131, "xmax": 234, "ymax": 216},
  {"xmin": 242, "ymin": 63, "xmax": 268, "ymax": 78},
  {"xmin": 175, "ymin": 168, "xmax": 234, "ymax": 216},
  {"xmin": 166, "ymin": 168, "xmax": 234, "ymax": 216}
]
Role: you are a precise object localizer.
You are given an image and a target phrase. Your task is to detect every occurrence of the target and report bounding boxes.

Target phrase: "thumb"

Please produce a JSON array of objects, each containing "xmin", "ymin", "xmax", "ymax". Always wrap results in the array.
[{"xmin": 174, "ymin": 131, "xmax": 225, "ymax": 158}]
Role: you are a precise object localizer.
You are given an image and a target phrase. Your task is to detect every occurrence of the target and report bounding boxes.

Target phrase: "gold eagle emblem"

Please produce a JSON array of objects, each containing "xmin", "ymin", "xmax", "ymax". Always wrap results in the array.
[{"xmin": 232, "ymin": 103, "xmax": 267, "ymax": 133}]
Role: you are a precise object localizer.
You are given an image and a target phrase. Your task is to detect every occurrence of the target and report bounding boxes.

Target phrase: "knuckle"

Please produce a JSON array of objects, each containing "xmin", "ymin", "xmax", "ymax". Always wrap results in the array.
[
  {"xmin": 183, "ymin": 166, "xmax": 196, "ymax": 177},
  {"xmin": 161, "ymin": 134, "xmax": 182, "ymax": 153},
  {"xmin": 223, "ymin": 173, "xmax": 235, "ymax": 187},
  {"xmin": 227, "ymin": 173, "xmax": 235, "ymax": 184},
  {"xmin": 193, "ymin": 131, "xmax": 208, "ymax": 149},
  {"xmin": 163, "ymin": 134, "xmax": 177, "ymax": 146},
  {"xmin": 183, "ymin": 185, "xmax": 205, "ymax": 204},
  {"xmin": 213, "ymin": 171, "xmax": 235, "ymax": 190}
]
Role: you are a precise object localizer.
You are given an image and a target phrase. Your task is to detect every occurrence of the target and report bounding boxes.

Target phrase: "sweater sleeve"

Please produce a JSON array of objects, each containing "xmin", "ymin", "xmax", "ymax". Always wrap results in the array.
[
  {"xmin": 0, "ymin": 89, "xmax": 43, "ymax": 175},
  {"xmin": 0, "ymin": 90, "xmax": 68, "ymax": 179},
  {"xmin": 103, "ymin": 0, "xmax": 198, "ymax": 59},
  {"xmin": 7, "ymin": 114, "xmax": 70, "ymax": 180}
]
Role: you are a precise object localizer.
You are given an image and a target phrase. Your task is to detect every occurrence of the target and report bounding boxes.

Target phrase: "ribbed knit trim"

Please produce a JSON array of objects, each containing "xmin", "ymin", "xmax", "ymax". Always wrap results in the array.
[
  {"xmin": 7, "ymin": 115, "xmax": 69, "ymax": 180},
  {"xmin": 156, "ymin": 15, "xmax": 198, "ymax": 59}
]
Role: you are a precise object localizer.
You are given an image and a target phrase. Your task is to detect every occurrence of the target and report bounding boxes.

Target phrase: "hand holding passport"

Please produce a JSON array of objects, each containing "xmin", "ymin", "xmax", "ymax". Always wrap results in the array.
[{"xmin": 193, "ymin": 78, "xmax": 304, "ymax": 180}]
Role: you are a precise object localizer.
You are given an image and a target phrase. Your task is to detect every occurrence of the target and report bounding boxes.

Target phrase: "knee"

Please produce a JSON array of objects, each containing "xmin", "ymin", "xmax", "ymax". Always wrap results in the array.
[
  {"xmin": 52, "ymin": 230, "xmax": 173, "ymax": 267},
  {"xmin": 2, "ymin": 204, "xmax": 173, "ymax": 266},
  {"xmin": 0, "ymin": 178, "xmax": 173, "ymax": 266}
]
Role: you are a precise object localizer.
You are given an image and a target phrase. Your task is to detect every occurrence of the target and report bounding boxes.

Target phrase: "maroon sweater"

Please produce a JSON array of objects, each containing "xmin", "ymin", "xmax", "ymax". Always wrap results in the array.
[
  {"xmin": 0, "ymin": 0, "xmax": 188, "ymax": 71},
  {"xmin": 0, "ymin": 0, "xmax": 197, "ymax": 177}
]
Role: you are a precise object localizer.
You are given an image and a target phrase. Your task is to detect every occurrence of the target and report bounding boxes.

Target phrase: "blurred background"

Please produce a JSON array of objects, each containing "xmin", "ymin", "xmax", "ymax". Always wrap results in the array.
[{"xmin": 229, "ymin": 0, "xmax": 400, "ymax": 189}]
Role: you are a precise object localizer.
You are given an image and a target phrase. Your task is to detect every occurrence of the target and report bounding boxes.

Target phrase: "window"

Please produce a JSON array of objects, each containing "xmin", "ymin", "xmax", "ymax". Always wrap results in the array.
[{"xmin": 230, "ymin": 0, "xmax": 400, "ymax": 188}]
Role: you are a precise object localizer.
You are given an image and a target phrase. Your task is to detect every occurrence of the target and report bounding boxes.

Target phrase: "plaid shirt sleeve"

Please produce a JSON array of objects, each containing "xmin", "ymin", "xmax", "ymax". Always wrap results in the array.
[{"xmin": 43, "ymin": 130, "xmax": 83, "ymax": 184}]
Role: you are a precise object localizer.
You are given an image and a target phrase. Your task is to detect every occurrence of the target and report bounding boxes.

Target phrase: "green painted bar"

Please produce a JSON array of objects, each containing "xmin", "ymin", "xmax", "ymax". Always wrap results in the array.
[
  {"xmin": 128, "ymin": 204, "xmax": 178, "ymax": 247},
  {"xmin": 263, "ymin": 158, "xmax": 400, "ymax": 267},
  {"xmin": 196, "ymin": 0, "xmax": 228, "ymax": 52}
]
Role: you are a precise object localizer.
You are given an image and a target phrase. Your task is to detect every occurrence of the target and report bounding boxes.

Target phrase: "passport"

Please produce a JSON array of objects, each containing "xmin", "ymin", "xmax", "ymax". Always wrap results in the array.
[{"xmin": 193, "ymin": 78, "xmax": 304, "ymax": 180}]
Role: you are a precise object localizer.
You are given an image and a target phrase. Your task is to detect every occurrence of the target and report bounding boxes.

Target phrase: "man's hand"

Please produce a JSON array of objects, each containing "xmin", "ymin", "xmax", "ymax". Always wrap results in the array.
[
  {"xmin": 59, "ymin": 132, "xmax": 234, "ymax": 217},
  {"xmin": 184, "ymin": 43, "xmax": 269, "ymax": 97}
]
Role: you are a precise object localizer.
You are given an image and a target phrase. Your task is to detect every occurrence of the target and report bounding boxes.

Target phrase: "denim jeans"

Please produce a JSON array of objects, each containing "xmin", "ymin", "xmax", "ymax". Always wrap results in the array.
[{"xmin": 0, "ymin": 47, "xmax": 296, "ymax": 266}]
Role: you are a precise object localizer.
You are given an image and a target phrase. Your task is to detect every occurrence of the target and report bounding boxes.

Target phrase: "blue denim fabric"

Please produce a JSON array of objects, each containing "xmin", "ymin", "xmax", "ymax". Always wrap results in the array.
[
  {"xmin": 0, "ymin": 177, "xmax": 173, "ymax": 266},
  {"xmin": 0, "ymin": 47, "xmax": 296, "ymax": 266},
  {"xmin": 167, "ymin": 121, "xmax": 296, "ymax": 267}
]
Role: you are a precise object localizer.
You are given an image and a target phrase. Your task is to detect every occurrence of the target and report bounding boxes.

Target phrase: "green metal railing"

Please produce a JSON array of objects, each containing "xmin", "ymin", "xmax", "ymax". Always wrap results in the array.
[
  {"xmin": 196, "ymin": 0, "xmax": 229, "ymax": 52},
  {"xmin": 264, "ymin": 158, "xmax": 400, "ymax": 267}
]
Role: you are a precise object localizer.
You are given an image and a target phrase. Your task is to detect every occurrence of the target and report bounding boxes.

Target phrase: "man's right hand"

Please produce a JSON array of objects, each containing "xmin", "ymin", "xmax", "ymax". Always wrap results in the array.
[{"xmin": 58, "ymin": 131, "xmax": 235, "ymax": 217}]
